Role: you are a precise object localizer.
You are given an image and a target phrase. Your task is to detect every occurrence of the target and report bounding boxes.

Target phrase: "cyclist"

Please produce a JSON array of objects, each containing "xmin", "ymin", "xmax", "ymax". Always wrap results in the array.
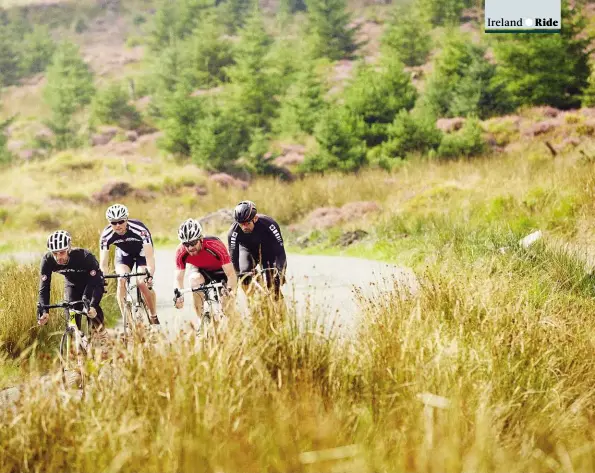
[
  {"xmin": 173, "ymin": 218, "xmax": 237, "ymax": 321},
  {"xmin": 37, "ymin": 230, "xmax": 106, "ymax": 343},
  {"xmin": 228, "ymin": 200, "xmax": 287, "ymax": 299},
  {"xmin": 99, "ymin": 203, "xmax": 160, "ymax": 325}
]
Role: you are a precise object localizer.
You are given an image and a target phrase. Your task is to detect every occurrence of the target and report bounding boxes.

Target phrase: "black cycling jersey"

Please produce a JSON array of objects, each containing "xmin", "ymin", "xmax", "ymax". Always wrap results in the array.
[
  {"xmin": 38, "ymin": 248, "xmax": 104, "ymax": 308},
  {"xmin": 99, "ymin": 219, "xmax": 153, "ymax": 256},
  {"xmin": 227, "ymin": 214, "xmax": 287, "ymax": 275}
]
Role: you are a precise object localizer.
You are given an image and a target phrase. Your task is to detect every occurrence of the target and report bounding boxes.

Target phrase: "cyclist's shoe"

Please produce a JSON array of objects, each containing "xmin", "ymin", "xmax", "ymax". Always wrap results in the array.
[{"xmin": 149, "ymin": 314, "xmax": 161, "ymax": 325}]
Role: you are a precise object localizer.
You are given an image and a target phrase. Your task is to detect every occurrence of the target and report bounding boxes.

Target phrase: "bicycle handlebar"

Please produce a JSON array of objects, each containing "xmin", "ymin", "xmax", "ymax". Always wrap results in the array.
[
  {"xmin": 103, "ymin": 269, "xmax": 151, "ymax": 281},
  {"xmin": 174, "ymin": 281, "xmax": 226, "ymax": 303},
  {"xmin": 38, "ymin": 298, "xmax": 90, "ymax": 315},
  {"xmin": 103, "ymin": 270, "xmax": 153, "ymax": 291}
]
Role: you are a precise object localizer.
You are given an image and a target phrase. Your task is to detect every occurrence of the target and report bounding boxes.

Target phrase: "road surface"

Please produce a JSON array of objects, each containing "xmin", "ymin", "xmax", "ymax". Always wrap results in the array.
[{"xmin": 152, "ymin": 251, "xmax": 418, "ymax": 336}]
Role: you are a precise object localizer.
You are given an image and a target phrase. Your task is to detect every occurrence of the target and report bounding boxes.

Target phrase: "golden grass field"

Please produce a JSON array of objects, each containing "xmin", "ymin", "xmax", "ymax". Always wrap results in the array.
[{"xmin": 2, "ymin": 108, "xmax": 595, "ymax": 471}]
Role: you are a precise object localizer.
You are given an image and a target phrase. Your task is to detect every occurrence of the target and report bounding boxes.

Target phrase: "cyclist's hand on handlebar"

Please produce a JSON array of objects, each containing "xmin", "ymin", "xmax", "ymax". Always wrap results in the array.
[
  {"xmin": 145, "ymin": 276, "xmax": 153, "ymax": 288},
  {"xmin": 173, "ymin": 289, "xmax": 184, "ymax": 309},
  {"xmin": 88, "ymin": 307, "xmax": 97, "ymax": 319},
  {"xmin": 38, "ymin": 312, "xmax": 49, "ymax": 326}
]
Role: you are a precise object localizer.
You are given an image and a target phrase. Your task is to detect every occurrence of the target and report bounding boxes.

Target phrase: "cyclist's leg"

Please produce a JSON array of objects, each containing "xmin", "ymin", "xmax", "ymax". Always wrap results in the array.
[
  {"xmin": 64, "ymin": 284, "xmax": 84, "ymax": 330},
  {"xmin": 115, "ymin": 248, "xmax": 133, "ymax": 318},
  {"xmin": 135, "ymin": 255, "xmax": 159, "ymax": 323},
  {"xmin": 262, "ymin": 260, "xmax": 285, "ymax": 301},
  {"xmin": 82, "ymin": 284, "xmax": 108, "ymax": 352},
  {"xmin": 238, "ymin": 246, "xmax": 257, "ymax": 296},
  {"xmin": 82, "ymin": 283, "xmax": 105, "ymax": 327},
  {"xmin": 187, "ymin": 264, "xmax": 207, "ymax": 319},
  {"xmin": 203, "ymin": 268, "xmax": 233, "ymax": 315}
]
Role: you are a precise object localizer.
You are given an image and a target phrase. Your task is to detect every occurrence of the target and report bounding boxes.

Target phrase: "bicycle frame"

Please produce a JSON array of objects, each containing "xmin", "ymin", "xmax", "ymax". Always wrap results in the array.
[
  {"xmin": 239, "ymin": 267, "xmax": 281, "ymax": 298},
  {"xmin": 104, "ymin": 270, "xmax": 151, "ymax": 339},
  {"xmin": 176, "ymin": 281, "xmax": 227, "ymax": 336},
  {"xmin": 38, "ymin": 299, "xmax": 91, "ymax": 387}
]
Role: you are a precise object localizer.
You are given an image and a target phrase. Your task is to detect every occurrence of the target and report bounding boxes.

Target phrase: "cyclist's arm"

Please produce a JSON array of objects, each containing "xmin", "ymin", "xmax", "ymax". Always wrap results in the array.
[
  {"xmin": 38, "ymin": 257, "xmax": 52, "ymax": 309},
  {"xmin": 228, "ymin": 228, "xmax": 240, "ymax": 274},
  {"xmin": 143, "ymin": 243, "xmax": 156, "ymax": 276},
  {"xmin": 83, "ymin": 252, "xmax": 105, "ymax": 308},
  {"xmin": 99, "ymin": 248, "xmax": 110, "ymax": 275},
  {"xmin": 174, "ymin": 269, "xmax": 185, "ymax": 292},
  {"xmin": 266, "ymin": 221, "xmax": 287, "ymax": 275},
  {"xmin": 222, "ymin": 263, "xmax": 237, "ymax": 292}
]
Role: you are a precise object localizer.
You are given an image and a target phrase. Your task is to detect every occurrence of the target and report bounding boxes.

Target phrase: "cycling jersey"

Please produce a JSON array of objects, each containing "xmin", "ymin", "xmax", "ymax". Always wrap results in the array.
[
  {"xmin": 175, "ymin": 236, "xmax": 231, "ymax": 272},
  {"xmin": 99, "ymin": 219, "xmax": 153, "ymax": 256},
  {"xmin": 38, "ymin": 248, "xmax": 104, "ymax": 309},
  {"xmin": 227, "ymin": 214, "xmax": 287, "ymax": 275}
]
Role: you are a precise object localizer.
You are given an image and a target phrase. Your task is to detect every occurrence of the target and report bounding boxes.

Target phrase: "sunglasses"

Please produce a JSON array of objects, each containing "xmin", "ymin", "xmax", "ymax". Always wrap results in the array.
[
  {"xmin": 183, "ymin": 239, "xmax": 200, "ymax": 248},
  {"xmin": 110, "ymin": 219, "xmax": 127, "ymax": 226}
]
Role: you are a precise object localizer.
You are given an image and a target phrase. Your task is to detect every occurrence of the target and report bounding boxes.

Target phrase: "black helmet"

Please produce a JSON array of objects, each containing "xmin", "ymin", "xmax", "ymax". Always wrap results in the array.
[{"xmin": 234, "ymin": 200, "xmax": 257, "ymax": 223}]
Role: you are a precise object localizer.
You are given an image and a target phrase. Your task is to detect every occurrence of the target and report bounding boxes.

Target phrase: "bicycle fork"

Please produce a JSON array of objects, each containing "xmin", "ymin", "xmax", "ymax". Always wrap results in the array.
[{"xmin": 68, "ymin": 313, "xmax": 89, "ymax": 355}]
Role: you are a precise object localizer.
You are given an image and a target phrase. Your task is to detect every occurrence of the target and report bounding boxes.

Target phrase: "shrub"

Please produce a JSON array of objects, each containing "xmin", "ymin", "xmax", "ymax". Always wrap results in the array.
[
  {"xmin": 91, "ymin": 83, "xmax": 143, "ymax": 130},
  {"xmin": 493, "ymin": 0, "xmax": 591, "ymax": 110},
  {"xmin": 422, "ymin": 30, "xmax": 514, "ymax": 119},
  {"xmin": 436, "ymin": 116, "xmax": 486, "ymax": 158},
  {"xmin": 43, "ymin": 41, "xmax": 95, "ymax": 149},
  {"xmin": 301, "ymin": 107, "xmax": 367, "ymax": 172},
  {"xmin": 381, "ymin": 109, "xmax": 443, "ymax": 158},
  {"xmin": 381, "ymin": 3, "xmax": 432, "ymax": 67},
  {"xmin": 343, "ymin": 55, "xmax": 417, "ymax": 147}
]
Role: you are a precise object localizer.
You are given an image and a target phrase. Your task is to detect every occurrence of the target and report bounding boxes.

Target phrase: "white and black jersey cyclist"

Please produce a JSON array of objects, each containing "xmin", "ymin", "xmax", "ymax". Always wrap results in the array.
[
  {"xmin": 99, "ymin": 203, "xmax": 159, "ymax": 324},
  {"xmin": 227, "ymin": 200, "xmax": 287, "ymax": 299},
  {"xmin": 37, "ymin": 230, "xmax": 105, "ymax": 336}
]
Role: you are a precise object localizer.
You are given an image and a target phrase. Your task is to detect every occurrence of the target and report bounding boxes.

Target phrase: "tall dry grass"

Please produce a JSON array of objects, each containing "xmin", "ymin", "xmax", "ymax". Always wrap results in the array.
[{"xmin": 2, "ymin": 231, "xmax": 595, "ymax": 472}]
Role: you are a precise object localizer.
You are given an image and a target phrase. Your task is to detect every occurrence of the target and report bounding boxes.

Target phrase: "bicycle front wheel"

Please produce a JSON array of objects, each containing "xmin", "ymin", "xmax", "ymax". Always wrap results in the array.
[
  {"xmin": 59, "ymin": 330, "xmax": 83, "ymax": 389},
  {"xmin": 122, "ymin": 303, "xmax": 134, "ymax": 340},
  {"xmin": 136, "ymin": 286, "xmax": 152, "ymax": 325}
]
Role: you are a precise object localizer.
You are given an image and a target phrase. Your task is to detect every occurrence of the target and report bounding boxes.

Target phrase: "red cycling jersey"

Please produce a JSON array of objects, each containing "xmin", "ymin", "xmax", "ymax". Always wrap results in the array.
[{"xmin": 175, "ymin": 236, "xmax": 231, "ymax": 271}]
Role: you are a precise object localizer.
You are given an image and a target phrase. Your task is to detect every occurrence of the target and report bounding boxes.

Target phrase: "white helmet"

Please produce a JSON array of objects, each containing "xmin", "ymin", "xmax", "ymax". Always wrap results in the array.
[
  {"xmin": 178, "ymin": 218, "xmax": 203, "ymax": 242},
  {"xmin": 47, "ymin": 230, "xmax": 71, "ymax": 252},
  {"xmin": 105, "ymin": 203, "xmax": 129, "ymax": 222}
]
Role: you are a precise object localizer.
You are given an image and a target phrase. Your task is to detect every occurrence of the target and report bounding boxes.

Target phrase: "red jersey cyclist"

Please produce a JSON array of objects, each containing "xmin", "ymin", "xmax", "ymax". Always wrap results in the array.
[{"xmin": 173, "ymin": 218, "xmax": 237, "ymax": 322}]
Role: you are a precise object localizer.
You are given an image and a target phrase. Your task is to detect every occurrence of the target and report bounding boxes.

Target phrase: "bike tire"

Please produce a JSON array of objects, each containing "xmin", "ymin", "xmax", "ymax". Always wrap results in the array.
[
  {"xmin": 80, "ymin": 314, "xmax": 91, "ymax": 345},
  {"xmin": 136, "ymin": 286, "xmax": 152, "ymax": 326},
  {"xmin": 123, "ymin": 302, "xmax": 135, "ymax": 341},
  {"xmin": 59, "ymin": 330, "xmax": 83, "ymax": 389}
]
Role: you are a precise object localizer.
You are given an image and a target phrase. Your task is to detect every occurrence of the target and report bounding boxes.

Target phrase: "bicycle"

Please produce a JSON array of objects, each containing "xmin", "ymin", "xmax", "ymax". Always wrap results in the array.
[
  {"xmin": 239, "ymin": 267, "xmax": 284, "ymax": 301},
  {"xmin": 103, "ymin": 270, "xmax": 152, "ymax": 342},
  {"xmin": 37, "ymin": 298, "xmax": 92, "ymax": 389},
  {"xmin": 174, "ymin": 280, "xmax": 228, "ymax": 338}
]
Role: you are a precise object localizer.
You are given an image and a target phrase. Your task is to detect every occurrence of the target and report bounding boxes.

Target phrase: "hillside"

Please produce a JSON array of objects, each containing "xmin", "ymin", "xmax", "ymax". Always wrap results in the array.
[{"xmin": 1, "ymin": 0, "xmax": 595, "ymax": 252}]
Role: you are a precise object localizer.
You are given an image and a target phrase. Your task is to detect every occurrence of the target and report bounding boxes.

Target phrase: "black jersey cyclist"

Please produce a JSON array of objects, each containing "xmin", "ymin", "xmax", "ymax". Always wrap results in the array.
[
  {"xmin": 37, "ymin": 230, "xmax": 106, "ymax": 339},
  {"xmin": 227, "ymin": 200, "xmax": 287, "ymax": 299}
]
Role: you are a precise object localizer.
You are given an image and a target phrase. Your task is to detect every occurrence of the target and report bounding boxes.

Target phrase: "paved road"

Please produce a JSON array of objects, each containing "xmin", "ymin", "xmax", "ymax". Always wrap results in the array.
[{"xmin": 152, "ymin": 251, "xmax": 419, "ymax": 336}]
